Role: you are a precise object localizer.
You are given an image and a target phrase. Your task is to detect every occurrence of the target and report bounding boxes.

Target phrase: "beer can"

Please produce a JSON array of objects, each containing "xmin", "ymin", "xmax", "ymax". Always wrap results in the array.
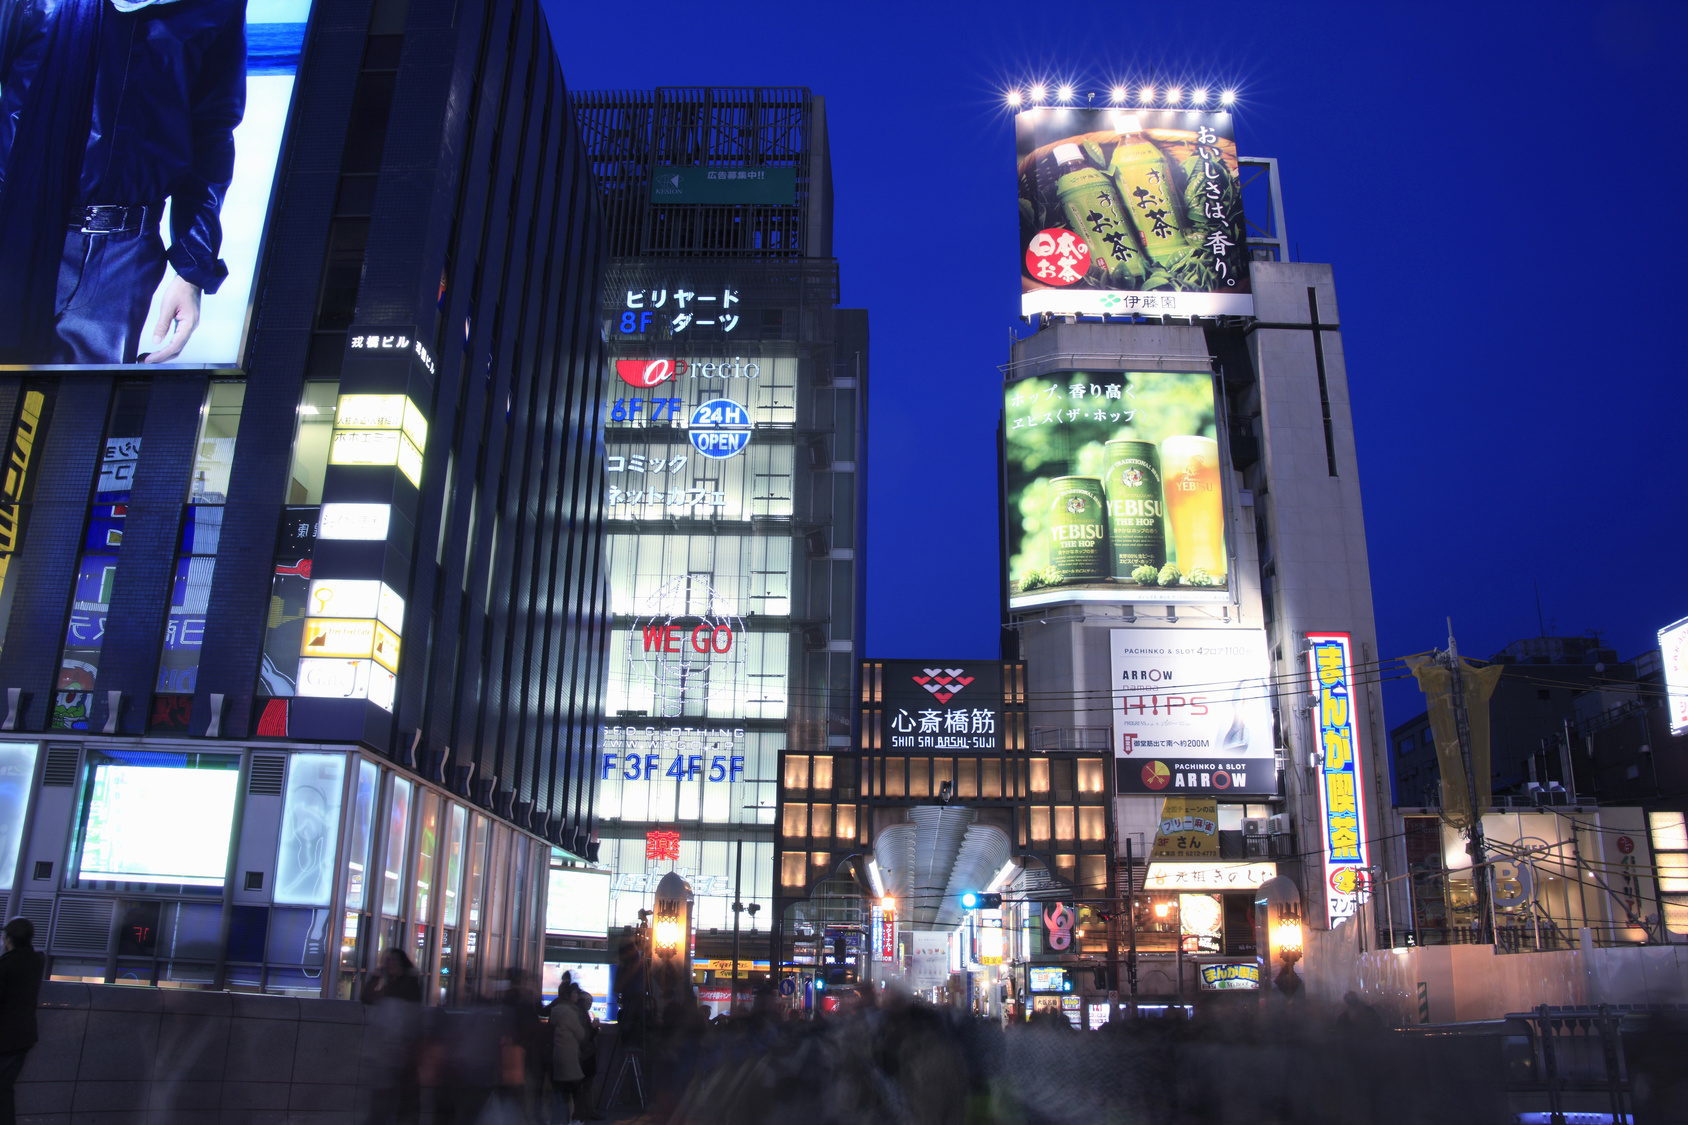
[
  {"xmin": 1103, "ymin": 440, "xmax": 1166, "ymax": 577},
  {"xmin": 1046, "ymin": 476, "xmax": 1108, "ymax": 583}
]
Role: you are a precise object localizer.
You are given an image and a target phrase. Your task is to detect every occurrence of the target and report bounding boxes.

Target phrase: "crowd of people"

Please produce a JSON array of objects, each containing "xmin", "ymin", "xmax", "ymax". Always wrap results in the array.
[{"xmin": 359, "ymin": 949, "xmax": 605, "ymax": 1125}]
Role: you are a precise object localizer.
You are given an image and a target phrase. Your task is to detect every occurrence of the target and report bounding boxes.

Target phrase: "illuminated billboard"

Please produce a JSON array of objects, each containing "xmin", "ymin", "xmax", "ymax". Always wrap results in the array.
[
  {"xmin": 1307, "ymin": 632, "xmax": 1370, "ymax": 924},
  {"xmin": 1661, "ymin": 615, "xmax": 1688, "ymax": 736},
  {"xmin": 1014, "ymin": 108, "xmax": 1250, "ymax": 319},
  {"xmin": 0, "ymin": 0, "xmax": 318, "ymax": 368},
  {"xmin": 876, "ymin": 660, "xmax": 1003, "ymax": 752},
  {"xmin": 76, "ymin": 751, "xmax": 240, "ymax": 887},
  {"xmin": 1005, "ymin": 371, "xmax": 1229, "ymax": 609},
  {"xmin": 1110, "ymin": 628, "xmax": 1275, "ymax": 795}
]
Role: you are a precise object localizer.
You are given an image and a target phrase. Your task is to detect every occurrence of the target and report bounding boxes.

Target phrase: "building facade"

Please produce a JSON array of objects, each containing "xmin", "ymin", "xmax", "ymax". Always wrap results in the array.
[
  {"xmin": 571, "ymin": 88, "xmax": 867, "ymax": 974},
  {"xmin": 1001, "ymin": 124, "xmax": 1390, "ymax": 1004},
  {"xmin": 0, "ymin": 0, "xmax": 608, "ymax": 1002}
]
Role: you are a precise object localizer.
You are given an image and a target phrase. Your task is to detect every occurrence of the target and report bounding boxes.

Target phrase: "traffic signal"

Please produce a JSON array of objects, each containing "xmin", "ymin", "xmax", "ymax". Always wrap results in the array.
[{"xmin": 960, "ymin": 891, "xmax": 1003, "ymax": 910}]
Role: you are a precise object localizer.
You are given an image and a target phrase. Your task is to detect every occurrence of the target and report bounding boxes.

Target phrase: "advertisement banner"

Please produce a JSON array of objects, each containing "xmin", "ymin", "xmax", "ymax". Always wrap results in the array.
[
  {"xmin": 910, "ymin": 931, "xmax": 951, "ymax": 989},
  {"xmin": 1108, "ymin": 628, "xmax": 1275, "ymax": 795},
  {"xmin": 1199, "ymin": 962, "xmax": 1261, "ymax": 991},
  {"xmin": 878, "ymin": 659, "xmax": 1003, "ymax": 752},
  {"xmin": 1152, "ymin": 797, "xmax": 1218, "ymax": 859},
  {"xmin": 650, "ymin": 165, "xmax": 797, "ymax": 206},
  {"xmin": 0, "ymin": 0, "xmax": 317, "ymax": 368},
  {"xmin": 1660, "ymin": 616, "xmax": 1688, "ymax": 735},
  {"xmin": 1015, "ymin": 108, "xmax": 1251, "ymax": 319},
  {"xmin": 1307, "ymin": 632, "xmax": 1370, "ymax": 924},
  {"xmin": 1005, "ymin": 371, "xmax": 1228, "ymax": 609}
]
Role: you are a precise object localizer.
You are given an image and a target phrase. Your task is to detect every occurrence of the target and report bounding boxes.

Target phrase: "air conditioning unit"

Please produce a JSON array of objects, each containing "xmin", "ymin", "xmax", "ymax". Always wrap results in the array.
[
  {"xmin": 1245, "ymin": 835, "xmax": 1271, "ymax": 858},
  {"xmin": 1243, "ymin": 818, "xmax": 1267, "ymax": 837},
  {"xmin": 1267, "ymin": 813, "xmax": 1291, "ymax": 836}
]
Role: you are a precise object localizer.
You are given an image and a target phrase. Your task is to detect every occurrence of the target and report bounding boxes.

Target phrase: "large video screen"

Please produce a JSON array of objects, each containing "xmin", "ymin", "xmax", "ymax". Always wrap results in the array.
[
  {"xmin": 546, "ymin": 867, "xmax": 611, "ymax": 938},
  {"xmin": 77, "ymin": 752, "xmax": 240, "ymax": 887},
  {"xmin": 1015, "ymin": 107, "xmax": 1251, "ymax": 319},
  {"xmin": 0, "ymin": 0, "xmax": 316, "ymax": 368},
  {"xmin": 1004, "ymin": 370, "xmax": 1230, "ymax": 610}
]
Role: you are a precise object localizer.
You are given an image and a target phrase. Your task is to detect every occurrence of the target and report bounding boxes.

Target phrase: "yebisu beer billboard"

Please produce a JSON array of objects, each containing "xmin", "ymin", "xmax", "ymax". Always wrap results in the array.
[
  {"xmin": 1004, "ymin": 370, "xmax": 1230, "ymax": 610},
  {"xmin": 1015, "ymin": 108, "xmax": 1251, "ymax": 319}
]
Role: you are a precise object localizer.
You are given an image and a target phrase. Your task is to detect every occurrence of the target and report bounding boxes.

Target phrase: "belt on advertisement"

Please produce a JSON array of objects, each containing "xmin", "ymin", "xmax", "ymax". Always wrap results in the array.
[{"xmin": 70, "ymin": 204, "xmax": 156, "ymax": 235}]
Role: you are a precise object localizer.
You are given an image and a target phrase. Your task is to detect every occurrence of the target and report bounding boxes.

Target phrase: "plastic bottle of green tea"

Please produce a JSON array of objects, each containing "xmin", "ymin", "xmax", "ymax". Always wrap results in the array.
[
  {"xmin": 1107, "ymin": 123, "xmax": 1194, "ymax": 269},
  {"xmin": 1052, "ymin": 143, "xmax": 1146, "ymax": 287}
]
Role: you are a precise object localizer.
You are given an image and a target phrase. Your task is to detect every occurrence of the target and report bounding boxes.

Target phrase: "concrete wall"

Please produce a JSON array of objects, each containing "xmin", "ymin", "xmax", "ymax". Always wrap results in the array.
[
  {"xmin": 1303, "ymin": 916, "xmax": 1688, "ymax": 1025},
  {"xmin": 20, "ymin": 982, "xmax": 372, "ymax": 1125}
]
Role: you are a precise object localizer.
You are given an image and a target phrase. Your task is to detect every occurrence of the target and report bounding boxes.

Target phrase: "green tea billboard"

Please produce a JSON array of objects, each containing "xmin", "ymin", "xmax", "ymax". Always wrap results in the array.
[
  {"xmin": 1004, "ymin": 370, "xmax": 1231, "ymax": 610},
  {"xmin": 1016, "ymin": 108, "xmax": 1251, "ymax": 319}
]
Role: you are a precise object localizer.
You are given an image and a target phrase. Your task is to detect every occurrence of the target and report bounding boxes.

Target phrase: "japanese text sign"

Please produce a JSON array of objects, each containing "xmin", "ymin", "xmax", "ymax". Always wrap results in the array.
[
  {"xmin": 1151, "ymin": 796, "xmax": 1219, "ymax": 859},
  {"xmin": 1308, "ymin": 632, "xmax": 1370, "ymax": 924},
  {"xmin": 877, "ymin": 660, "xmax": 1004, "ymax": 752}
]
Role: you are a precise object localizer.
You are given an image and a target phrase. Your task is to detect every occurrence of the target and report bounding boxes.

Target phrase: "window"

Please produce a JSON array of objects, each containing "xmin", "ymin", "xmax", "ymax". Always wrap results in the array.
[
  {"xmin": 781, "ymin": 803, "xmax": 807, "ymax": 837},
  {"xmin": 783, "ymin": 755, "xmax": 810, "ymax": 790},
  {"xmin": 1076, "ymin": 758, "xmax": 1105, "ymax": 793},
  {"xmin": 810, "ymin": 755, "xmax": 833, "ymax": 791},
  {"xmin": 809, "ymin": 803, "xmax": 832, "ymax": 839},
  {"xmin": 1029, "ymin": 758, "xmax": 1050, "ymax": 793},
  {"xmin": 381, "ymin": 776, "xmax": 413, "ymax": 917},
  {"xmin": 1079, "ymin": 806, "xmax": 1106, "ymax": 841},
  {"xmin": 1054, "ymin": 806, "xmax": 1076, "ymax": 842},
  {"xmin": 286, "ymin": 382, "xmax": 339, "ymax": 504},
  {"xmin": 1030, "ymin": 807, "xmax": 1051, "ymax": 843},
  {"xmin": 780, "ymin": 851, "xmax": 806, "ymax": 887},
  {"xmin": 54, "ymin": 385, "xmax": 149, "ymax": 730},
  {"xmin": 1651, "ymin": 812, "xmax": 1688, "ymax": 937},
  {"xmin": 154, "ymin": 383, "xmax": 245, "ymax": 724},
  {"xmin": 835, "ymin": 804, "xmax": 857, "ymax": 842}
]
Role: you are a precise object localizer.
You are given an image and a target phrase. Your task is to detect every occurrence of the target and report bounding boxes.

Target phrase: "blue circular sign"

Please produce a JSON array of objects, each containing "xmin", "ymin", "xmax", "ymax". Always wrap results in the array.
[
  {"xmin": 778, "ymin": 978, "xmax": 796, "ymax": 996},
  {"xmin": 688, "ymin": 398, "xmax": 753, "ymax": 459}
]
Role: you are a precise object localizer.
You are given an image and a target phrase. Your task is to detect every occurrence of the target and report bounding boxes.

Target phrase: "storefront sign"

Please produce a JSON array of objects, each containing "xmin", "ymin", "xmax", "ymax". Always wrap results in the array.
[
  {"xmin": 1143, "ymin": 861, "xmax": 1276, "ymax": 890},
  {"xmin": 1152, "ymin": 797, "xmax": 1218, "ymax": 858},
  {"xmin": 317, "ymin": 503, "xmax": 391, "ymax": 541},
  {"xmin": 878, "ymin": 660, "xmax": 1004, "ymax": 752},
  {"xmin": 1308, "ymin": 632, "xmax": 1370, "ymax": 923},
  {"xmin": 688, "ymin": 399, "xmax": 753, "ymax": 459},
  {"xmin": 645, "ymin": 829, "xmax": 681, "ymax": 861},
  {"xmin": 650, "ymin": 165, "xmax": 796, "ymax": 205},
  {"xmin": 1199, "ymin": 963, "xmax": 1261, "ymax": 991},
  {"xmin": 616, "ymin": 286, "xmax": 742, "ymax": 336},
  {"xmin": 1042, "ymin": 901, "xmax": 1075, "ymax": 951}
]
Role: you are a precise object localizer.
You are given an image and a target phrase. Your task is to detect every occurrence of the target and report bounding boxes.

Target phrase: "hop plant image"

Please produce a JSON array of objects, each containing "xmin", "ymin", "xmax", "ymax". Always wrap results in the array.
[
  {"xmin": 1184, "ymin": 566, "xmax": 1216, "ymax": 587},
  {"xmin": 1131, "ymin": 564, "xmax": 1160, "ymax": 586},
  {"xmin": 1157, "ymin": 563, "xmax": 1182, "ymax": 587}
]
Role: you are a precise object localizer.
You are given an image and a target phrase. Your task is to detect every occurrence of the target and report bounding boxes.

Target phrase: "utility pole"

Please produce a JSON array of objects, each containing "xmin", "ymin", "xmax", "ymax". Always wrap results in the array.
[
  {"xmin": 1107, "ymin": 821, "xmax": 1120, "ymax": 1017},
  {"xmin": 1124, "ymin": 836, "xmax": 1138, "ymax": 1011},
  {"xmin": 730, "ymin": 838, "xmax": 744, "ymax": 1015},
  {"xmin": 1445, "ymin": 621, "xmax": 1492, "ymax": 944}
]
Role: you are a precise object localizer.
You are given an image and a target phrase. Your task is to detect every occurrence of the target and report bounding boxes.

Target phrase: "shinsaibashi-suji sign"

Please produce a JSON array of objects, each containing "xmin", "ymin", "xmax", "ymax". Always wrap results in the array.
[{"xmin": 877, "ymin": 661, "xmax": 1005, "ymax": 752}]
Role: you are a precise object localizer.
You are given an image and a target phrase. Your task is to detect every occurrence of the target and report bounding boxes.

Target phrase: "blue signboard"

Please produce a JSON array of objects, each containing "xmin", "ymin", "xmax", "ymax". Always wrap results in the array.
[{"xmin": 688, "ymin": 399, "xmax": 752, "ymax": 459}]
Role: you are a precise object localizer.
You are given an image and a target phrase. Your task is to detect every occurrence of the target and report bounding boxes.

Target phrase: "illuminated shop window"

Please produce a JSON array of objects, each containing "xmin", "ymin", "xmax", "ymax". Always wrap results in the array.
[
  {"xmin": 53, "ymin": 384, "xmax": 149, "ymax": 730},
  {"xmin": 1653, "ymin": 812, "xmax": 1688, "ymax": 936},
  {"xmin": 780, "ymin": 851, "xmax": 806, "ymax": 887},
  {"xmin": 286, "ymin": 382, "xmax": 339, "ymax": 504},
  {"xmin": 70, "ymin": 749, "xmax": 241, "ymax": 893}
]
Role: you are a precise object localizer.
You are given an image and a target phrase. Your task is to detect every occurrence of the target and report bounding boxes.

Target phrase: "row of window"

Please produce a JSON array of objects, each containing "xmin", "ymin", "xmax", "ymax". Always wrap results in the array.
[{"xmin": 861, "ymin": 756, "xmax": 1110, "ymax": 800}]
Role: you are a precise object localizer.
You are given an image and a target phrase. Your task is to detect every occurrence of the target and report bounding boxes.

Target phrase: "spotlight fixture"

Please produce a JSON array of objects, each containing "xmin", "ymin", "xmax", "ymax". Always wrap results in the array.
[
  {"xmin": 1030, "ymin": 84, "xmax": 1046, "ymax": 103},
  {"xmin": 1166, "ymin": 86, "xmax": 1182, "ymax": 104},
  {"xmin": 1220, "ymin": 88, "xmax": 1236, "ymax": 105},
  {"xmin": 1057, "ymin": 84, "xmax": 1074, "ymax": 102},
  {"xmin": 1138, "ymin": 85, "xmax": 1155, "ymax": 104},
  {"xmin": 1192, "ymin": 87, "xmax": 1208, "ymax": 104},
  {"xmin": 1110, "ymin": 85, "xmax": 1126, "ymax": 103},
  {"xmin": 1006, "ymin": 89, "xmax": 1022, "ymax": 108}
]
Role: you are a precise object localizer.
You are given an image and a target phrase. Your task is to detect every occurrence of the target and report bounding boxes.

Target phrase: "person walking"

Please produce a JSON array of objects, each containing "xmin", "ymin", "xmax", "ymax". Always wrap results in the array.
[
  {"xmin": 548, "ymin": 983, "xmax": 589, "ymax": 1125},
  {"xmin": 0, "ymin": 918, "xmax": 43, "ymax": 1125},
  {"xmin": 362, "ymin": 948, "xmax": 423, "ymax": 1124}
]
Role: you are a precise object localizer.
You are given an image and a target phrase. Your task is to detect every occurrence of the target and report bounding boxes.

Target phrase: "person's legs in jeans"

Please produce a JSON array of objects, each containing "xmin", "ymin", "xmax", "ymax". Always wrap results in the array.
[{"xmin": 0, "ymin": 1049, "xmax": 35, "ymax": 1125}]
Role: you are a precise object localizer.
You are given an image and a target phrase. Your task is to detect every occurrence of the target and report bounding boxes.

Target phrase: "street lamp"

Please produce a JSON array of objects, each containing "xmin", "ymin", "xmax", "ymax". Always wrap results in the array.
[{"xmin": 1273, "ymin": 907, "xmax": 1304, "ymax": 998}]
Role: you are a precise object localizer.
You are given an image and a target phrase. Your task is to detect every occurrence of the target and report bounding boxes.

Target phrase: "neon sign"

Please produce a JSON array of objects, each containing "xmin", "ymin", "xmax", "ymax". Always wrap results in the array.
[{"xmin": 1307, "ymin": 632, "xmax": 1369, "ymax": 923}]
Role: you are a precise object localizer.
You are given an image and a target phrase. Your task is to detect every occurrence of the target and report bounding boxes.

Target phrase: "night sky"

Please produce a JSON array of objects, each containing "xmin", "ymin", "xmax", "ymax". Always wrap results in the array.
[{"xmin": 546, "ymin": 0, "xmax": 1688, "ymax": 727}]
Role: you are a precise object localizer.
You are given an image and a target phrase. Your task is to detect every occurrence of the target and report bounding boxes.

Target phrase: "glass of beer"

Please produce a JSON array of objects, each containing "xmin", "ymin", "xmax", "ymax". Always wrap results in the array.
[{"xmin": 1159, "ymin": 435, "xmax": 1226, "ymax": 578}]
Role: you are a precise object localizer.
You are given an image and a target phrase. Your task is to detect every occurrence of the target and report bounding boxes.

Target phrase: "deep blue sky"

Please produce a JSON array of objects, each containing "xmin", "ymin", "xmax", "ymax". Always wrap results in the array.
[{"xmin": 547, "ymin": 0, "xmax": 1688, "ymax": 727}]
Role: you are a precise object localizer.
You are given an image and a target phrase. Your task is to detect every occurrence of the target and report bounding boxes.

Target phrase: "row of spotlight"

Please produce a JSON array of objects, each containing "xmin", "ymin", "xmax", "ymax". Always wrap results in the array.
[{"xmin": 1006, "ymin": 84, "xmax": 1237, "ymax": 109}]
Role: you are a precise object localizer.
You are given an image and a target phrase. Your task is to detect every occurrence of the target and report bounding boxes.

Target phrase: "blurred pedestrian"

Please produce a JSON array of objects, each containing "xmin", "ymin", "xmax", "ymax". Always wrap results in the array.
[
  {"xmin": 362, "ymin": 948, "xmax": 423, "ymax": 1124},
  {"xmin": 0, "ymin": 918, "xmax": 43, "ymax": 1125},
  {"xmin": 549, "ymin": 983, "xmax": 590, "ymax": 1125}
]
